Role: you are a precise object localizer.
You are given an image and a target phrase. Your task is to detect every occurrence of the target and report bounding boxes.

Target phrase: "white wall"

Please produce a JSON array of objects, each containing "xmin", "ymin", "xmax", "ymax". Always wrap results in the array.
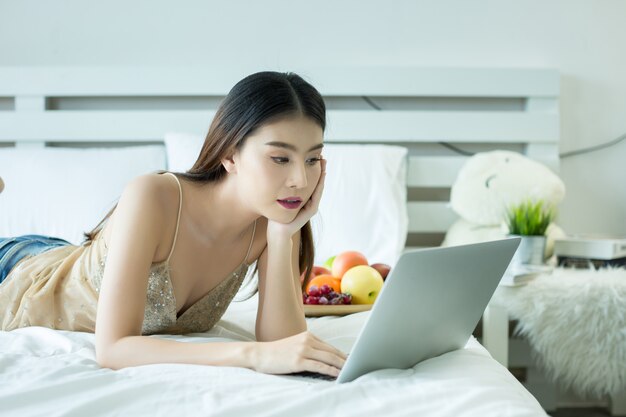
[{"xmin": 1, "ymin": 0, "xmax": 624, "ymax": 235}]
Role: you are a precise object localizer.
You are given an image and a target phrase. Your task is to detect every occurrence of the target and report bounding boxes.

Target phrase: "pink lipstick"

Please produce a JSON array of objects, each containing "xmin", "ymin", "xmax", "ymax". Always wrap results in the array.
[{"xmin": 277, "ymin": 197, "xmax": 303, "ymax": 209}]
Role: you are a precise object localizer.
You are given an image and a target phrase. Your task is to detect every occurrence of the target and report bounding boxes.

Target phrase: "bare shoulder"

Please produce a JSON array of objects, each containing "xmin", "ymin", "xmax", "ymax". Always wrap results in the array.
[
  {"xmin": 129, "ymin": 172, "xmax": 182, "ymax": 253},
  {"xmin": 139, "ymin": 171, "xmax": 181, "ymax": 209},
  {"xmin": 114, "ymin": 173, "xmax": 174, "ymax": 223},
  {"xmin": 134, "ymin": 171, "xmax": 178, "ymax": 195},
  {"xmin": 103, "ymin": 173, "xmax": 178, "ymax": 257},
  {"xmin": 114, "ymin": 173, "xmax": 171, "ymax": 233}
]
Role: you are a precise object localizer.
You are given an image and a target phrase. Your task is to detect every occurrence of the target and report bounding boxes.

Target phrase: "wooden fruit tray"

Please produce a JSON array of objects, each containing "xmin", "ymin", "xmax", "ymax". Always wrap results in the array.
[{"xmin": 304, "ymin": 304, "xmax": 372, "ymax": 317}]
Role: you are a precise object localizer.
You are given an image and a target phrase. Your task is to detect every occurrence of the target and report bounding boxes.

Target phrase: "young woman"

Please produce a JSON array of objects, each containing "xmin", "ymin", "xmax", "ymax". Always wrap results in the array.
[{"xmin": 0, "ymin": 71, "xmax": 347, "ymax": 377}]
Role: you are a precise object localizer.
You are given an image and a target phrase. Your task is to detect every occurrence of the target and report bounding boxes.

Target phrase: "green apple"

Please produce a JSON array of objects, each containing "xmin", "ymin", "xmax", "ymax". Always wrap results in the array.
[
  {"xmin": 323, "ymin": 255, "xmax": 336, "ymax": 270},
  {"xmin": 340, "ymin": 265, "xmax": 384, "ymax": 304}
]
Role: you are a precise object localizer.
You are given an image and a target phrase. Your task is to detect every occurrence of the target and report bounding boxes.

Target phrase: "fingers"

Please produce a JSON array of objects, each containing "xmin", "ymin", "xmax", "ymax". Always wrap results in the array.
[
  {"xmin": 301, "ymin": 359, "xmax": 341, "ymax": 377},
  {"xmin": 301, "ymin": 160, "xmax": 326, "ymax": 213},
  {"xmin": 308, "ymin": 346, "xmax": 346, "ymax": 370},
  {"xmin": 310, "ymin": 335, "xmax": 348, "ymax": 361},
  {"xmin": 313, "ymin": 175, "xmax": 325, "ymax": 207},
  {"xmin": 302, "ymin": 333, "xmax": 347, "ymax": 376},
  {"xmin": 255, "ymin": 337, "xmax": 342, "ymax": 377},
  {"xmin": 310, "ymin": 159, "xmax": 326, "ymax": 206}
]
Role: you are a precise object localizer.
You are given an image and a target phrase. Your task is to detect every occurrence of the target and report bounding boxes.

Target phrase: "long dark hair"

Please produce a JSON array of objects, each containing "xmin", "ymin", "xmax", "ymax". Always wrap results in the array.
[{"xmin": 82, "ymin": 71, "xmax": 326, "ymax": 300}]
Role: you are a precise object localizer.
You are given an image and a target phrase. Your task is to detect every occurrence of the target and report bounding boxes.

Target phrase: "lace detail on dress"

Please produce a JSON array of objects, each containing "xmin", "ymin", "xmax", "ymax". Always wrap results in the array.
[
  {"xmin": 91, "ymin": 252, "xmax": 177, "ymax": 335},
  {"xmin": 172, "ymin": 263, "xmax": 250, "ymax": 334}
]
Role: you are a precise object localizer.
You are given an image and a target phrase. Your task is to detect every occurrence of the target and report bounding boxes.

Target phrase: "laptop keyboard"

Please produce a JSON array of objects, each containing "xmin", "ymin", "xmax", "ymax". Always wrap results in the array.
[{"xmin": 288, "ymin": 371, "xmax": 337, "ymax": 381}]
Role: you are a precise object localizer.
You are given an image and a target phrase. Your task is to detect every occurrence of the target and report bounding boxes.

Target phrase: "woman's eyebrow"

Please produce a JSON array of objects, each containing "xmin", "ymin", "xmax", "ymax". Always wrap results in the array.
[{"xmin": 265, "ymin": 141, "xmax": 324, "ymax": 152}]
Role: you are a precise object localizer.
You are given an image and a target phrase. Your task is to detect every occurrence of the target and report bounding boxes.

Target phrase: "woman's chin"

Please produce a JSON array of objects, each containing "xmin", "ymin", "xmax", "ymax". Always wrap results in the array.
[{"xmin": 266, "ymin": 208, "xmax": 299, "ymax": 223}]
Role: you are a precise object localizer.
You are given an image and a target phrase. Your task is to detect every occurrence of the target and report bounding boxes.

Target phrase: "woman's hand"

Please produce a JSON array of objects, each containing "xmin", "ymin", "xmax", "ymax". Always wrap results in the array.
[
  {"xmin": 266, "ymin": 158, "xmax": 326, "ymax": 242},
  {"xmin": 252, "ymin": 330, "xmax": 347, "ymax": 377}
]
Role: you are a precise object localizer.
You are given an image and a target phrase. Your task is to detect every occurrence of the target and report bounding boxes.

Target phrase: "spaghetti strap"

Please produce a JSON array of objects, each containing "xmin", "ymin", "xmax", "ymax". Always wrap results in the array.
[
  {"xmin": 162, "ymin": 172, "xmax": 183, "ymax": 264},
  {"xmin": 243, "ymin": 219, "xmax": 257, "ymax": 266}
]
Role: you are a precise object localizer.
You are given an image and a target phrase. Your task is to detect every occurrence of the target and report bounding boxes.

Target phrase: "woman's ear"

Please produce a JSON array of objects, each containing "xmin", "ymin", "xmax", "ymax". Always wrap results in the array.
[{"xmin": 221, "ymin": 154, "xmax": 237, "ymax": 174}]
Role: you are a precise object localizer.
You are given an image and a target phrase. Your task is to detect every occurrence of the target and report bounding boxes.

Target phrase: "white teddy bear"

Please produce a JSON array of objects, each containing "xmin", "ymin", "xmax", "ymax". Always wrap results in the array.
[{"xmin": 442, "ymin": 150, "xmax": 567, "ymax": 258}]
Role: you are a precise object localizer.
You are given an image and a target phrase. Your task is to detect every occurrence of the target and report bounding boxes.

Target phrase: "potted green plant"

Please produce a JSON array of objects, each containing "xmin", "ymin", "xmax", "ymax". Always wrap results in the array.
[{"xmin": 505, "ymin": 199, "xmax": 556, "ymax": 265}]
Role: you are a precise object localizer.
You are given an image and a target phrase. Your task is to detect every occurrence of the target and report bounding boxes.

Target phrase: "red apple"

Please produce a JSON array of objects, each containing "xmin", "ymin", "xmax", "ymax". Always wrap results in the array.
[
  {"xmin": 300, "ymin": 265, "xmax": 332, "ymax": 285},
  {"xmin": 370, "ymin": 263, "xmax": 391, "ymax": 281}
]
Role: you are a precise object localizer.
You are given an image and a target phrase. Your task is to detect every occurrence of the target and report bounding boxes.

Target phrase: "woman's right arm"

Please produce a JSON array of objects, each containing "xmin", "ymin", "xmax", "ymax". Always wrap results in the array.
[{"xmin": 95, "ymin": 175, "xmax": 345, "ymax": 375}]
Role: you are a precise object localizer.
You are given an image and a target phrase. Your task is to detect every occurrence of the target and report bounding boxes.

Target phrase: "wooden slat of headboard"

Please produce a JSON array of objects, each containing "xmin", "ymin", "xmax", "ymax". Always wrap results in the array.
[
  {"xmin": 0, "ymin": 109, "xmax": 558, "ymax": 143},
  {"xmin": 407, "ymin": 156, "xmax": 467, "ymax": 187}
]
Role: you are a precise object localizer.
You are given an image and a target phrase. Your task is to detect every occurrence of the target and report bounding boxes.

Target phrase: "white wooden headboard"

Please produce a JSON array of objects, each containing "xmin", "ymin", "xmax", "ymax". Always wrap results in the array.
[{"xmin": 0, "ymin": 66, "xmax": 560, "ymax": 249}]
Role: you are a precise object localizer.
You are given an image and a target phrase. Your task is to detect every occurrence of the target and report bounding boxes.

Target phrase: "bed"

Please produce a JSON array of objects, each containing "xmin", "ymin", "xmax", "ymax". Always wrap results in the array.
[{"xmin": 0, "ymin": 66, "xmax": 559, "ymax": 416}]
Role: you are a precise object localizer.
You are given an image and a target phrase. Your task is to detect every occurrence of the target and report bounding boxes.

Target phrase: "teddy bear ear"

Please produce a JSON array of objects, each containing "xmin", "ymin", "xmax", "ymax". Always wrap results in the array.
[{"xmin": 449, "ymin": 150, "xmax": 565, "ymax": 226}]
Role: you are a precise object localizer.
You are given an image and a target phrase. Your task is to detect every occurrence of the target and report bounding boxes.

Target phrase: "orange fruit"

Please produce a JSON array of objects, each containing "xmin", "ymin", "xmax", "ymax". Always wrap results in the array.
[
  {"xmin": 305, "ymin": 274, "xmax": 342, "ymax": 294},
  {"xmin": 331, "ymin": 251, "xmax": 369, "ymax": 279}
]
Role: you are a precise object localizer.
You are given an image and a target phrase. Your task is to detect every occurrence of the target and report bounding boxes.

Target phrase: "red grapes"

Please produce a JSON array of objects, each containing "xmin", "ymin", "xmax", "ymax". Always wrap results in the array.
[{"xmin": 303, "ymin": 284, "xmax": 352, "ymax": 305}]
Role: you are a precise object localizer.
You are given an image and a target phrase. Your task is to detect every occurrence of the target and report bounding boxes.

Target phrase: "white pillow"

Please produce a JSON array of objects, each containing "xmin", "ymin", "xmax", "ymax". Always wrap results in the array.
[
  {"xmin": 164, "ymin": 132, "xmax": 205, "ymax": 172},
  {"xmin": 0, "ymin": 145, "xmax": 167, "ymax": 245},
  {"xmin": 311, "ymin": 144, "xmax": 408, "ymax": 267},
  {"xmin": 163, "ymin": 132, "xmax": 409, "ymax": 267}
]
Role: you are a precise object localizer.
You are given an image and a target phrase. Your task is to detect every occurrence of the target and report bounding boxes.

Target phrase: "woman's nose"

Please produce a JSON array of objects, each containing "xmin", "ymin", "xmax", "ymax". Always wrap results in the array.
[{"xmin": 288, "ymin": 164, "xmax": 308, "ymax": 189}]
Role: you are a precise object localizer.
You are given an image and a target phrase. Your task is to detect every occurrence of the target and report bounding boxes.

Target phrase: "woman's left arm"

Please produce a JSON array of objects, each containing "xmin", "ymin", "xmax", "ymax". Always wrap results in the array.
[
  {"xmin": 255, "ymin": 232, "xmax": 306, "ymax": 342},
  {"xmin": 255, "ymin": 159, "xmax": 326, "ymax": 342}
]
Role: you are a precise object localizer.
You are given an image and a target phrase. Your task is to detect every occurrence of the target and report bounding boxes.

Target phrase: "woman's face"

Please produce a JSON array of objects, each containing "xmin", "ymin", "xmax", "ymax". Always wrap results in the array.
[{"xmin": 234, "ymin": 115, "xmax": 324, "ymax": 222}]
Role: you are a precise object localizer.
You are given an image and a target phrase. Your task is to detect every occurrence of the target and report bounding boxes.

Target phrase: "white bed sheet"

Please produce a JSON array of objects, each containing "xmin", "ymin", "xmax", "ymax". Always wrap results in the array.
[{"xmin": 0, "ymin": 295, "xmax": 546, "ymax": 417}]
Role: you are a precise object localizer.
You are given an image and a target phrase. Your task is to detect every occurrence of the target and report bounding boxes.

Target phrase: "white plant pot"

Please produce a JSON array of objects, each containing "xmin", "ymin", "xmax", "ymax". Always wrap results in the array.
[{"xmin": 508, "ymin": 234, "xmax": 547, "ymax": 266}]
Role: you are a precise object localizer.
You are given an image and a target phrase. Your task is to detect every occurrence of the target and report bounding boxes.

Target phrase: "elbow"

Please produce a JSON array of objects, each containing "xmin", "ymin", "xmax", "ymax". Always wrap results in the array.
[
  {"xmin": 254, "ymin": 327, "xmax": 276, "ymax": 343},
  {"xmin": 96, "ymin": 346, "xmax": 117, "ymax": 370},
  {"xmin": 95, "ymin": 340, "xmax": 124, "ymax": 370}
]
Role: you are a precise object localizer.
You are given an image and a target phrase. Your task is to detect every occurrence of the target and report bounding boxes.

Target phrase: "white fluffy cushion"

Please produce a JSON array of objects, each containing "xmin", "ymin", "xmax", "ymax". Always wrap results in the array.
[
  {"xmin": 163, "ymin": 132, "xmax": 409, "ymax": 267},
  {"xmin": 450, "ymin": 150, "xmax": 566, "ymax": 226},
  {"xmin": 495, "ymin": 267, "xmax": 626, "ymax": 397},
  {"xmin": 0, "ymin": 146, "xmax": 167, "ymax": 245}
]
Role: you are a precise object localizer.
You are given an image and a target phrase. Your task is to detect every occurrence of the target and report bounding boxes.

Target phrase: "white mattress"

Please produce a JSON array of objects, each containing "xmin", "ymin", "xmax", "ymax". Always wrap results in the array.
[{"xmin": 0, "ymin": 294, "xmax": 546, "ymax": 417}]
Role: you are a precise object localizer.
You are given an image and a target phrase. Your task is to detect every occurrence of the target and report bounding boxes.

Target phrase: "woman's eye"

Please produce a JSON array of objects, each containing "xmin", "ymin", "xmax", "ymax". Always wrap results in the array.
[
  {"xmin": 271, "ymin": 157, "xmax": 322, "ymax": 166},
  {"xmin": 271, "ymin": 157, "xmax": 289, "ymax": 164}
]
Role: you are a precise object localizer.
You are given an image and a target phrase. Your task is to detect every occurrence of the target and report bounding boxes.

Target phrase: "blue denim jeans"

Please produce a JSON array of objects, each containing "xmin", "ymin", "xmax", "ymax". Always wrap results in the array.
[{"xmin": 0, "ymin": 235, "xmax": 72, "ymax": 285}]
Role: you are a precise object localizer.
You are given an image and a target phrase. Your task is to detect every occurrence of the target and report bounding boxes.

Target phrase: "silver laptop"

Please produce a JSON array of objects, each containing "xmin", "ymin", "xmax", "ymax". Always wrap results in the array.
[{"xmin": 294, "ymin": 238, "xmax": 520, "ymax": 383}]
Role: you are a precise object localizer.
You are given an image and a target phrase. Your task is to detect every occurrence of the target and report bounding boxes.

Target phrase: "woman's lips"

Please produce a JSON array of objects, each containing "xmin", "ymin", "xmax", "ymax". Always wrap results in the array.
[{"xmin": 277, "ymin": 200, "xmax": 302, "ymax": 209}]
